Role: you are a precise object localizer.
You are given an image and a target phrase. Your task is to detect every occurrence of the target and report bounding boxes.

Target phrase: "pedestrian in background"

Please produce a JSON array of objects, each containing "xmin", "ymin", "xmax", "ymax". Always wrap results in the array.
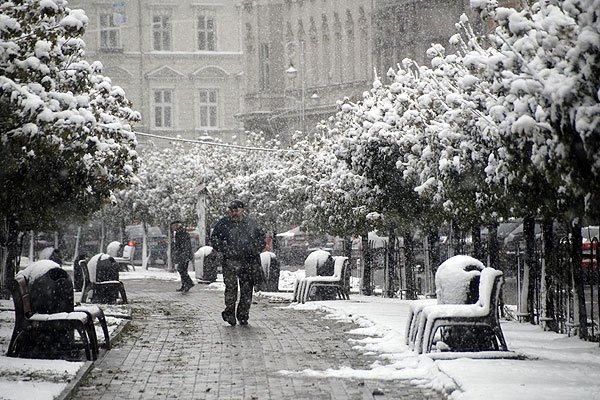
[
  {"xmin": 171, "ymin": 220, "xmax": 195, "ymax": 292},
  {"xmin": 49, "ymin": 248, "xmax": 63, "ymax": 267},
  {"xmin": 210, "ymin": 200, "xmax": 265, "ymax": 326}
]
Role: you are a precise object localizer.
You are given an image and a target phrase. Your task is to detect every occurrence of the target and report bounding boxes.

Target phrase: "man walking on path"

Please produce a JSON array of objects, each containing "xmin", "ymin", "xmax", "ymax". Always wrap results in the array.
[
  {"xmin": 210, "ymin": 199, "xmax": 265, "ymax": 326},
  {"xmin": 171, "ymin": 220, "xmax": 195, "ymax": 292}
]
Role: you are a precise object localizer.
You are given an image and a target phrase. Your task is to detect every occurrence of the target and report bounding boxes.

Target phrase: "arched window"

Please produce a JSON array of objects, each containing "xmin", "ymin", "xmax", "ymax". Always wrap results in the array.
[
  {"xmin": 345, "ymin": 9, "xmax": 355, "ymax": 82},
  {"xmin": 358, "ymin": 7, "xmax": 369, "ymax": 81},
  {"xmin": 309, "ymin": 16, "xmax": 319, "ymax": 86},
  {"xmin": 333, "ymin": 12, "xmax": 342, "ymax": 83},
  {"xmin": 321, "ymin": 14, "xmax": 331, "ymax": 85}
]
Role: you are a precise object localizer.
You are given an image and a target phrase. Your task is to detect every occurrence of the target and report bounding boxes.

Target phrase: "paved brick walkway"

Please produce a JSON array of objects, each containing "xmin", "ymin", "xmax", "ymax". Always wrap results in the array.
[{"xmin": 67, "ymin": 279, "xmax": 443, "ymax": 400}]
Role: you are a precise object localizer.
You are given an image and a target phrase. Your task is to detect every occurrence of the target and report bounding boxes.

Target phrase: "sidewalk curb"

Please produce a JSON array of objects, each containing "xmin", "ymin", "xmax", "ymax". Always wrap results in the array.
[{"xmin": 57, "ymin": 317, "xmax": 131, "ymax": 400}]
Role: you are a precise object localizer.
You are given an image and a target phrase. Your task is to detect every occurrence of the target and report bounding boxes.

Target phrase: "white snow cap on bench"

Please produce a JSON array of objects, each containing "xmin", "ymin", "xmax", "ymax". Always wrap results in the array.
[
  {"xmin": 19, "ymin": 260, "xmax": 61, "ymax": 284},
  {"xmin": 435, "ymin": 255, "xmax": 485, "ymax": 304}
]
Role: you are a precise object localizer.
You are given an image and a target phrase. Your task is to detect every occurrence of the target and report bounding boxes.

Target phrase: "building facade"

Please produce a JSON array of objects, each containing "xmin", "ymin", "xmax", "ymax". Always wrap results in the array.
[
  {"xmin": 70, "ymin": 0, "xmax": 245, "ymax": 145},
  {"xmin": 237, "ymin": 0, "xmax": 477, "ymax": 140},
  {"xmin": 237, "ymin": 0, "xmax": 374, "ymax": 139},
  {"xmin": 72, "ymin": 0, "xmax": 484, "ymax": 145}
]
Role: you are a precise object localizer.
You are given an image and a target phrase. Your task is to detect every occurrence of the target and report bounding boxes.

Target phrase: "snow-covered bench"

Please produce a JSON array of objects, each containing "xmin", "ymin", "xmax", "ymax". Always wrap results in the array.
[
  {"xmin": 81, "ymin": 255, "xmax": 128, "ymax": 304},
  {"xmin": 293, "ymin": 253, "xmax": 350, "ymax": 303},
  {"xmin": 113, "ymin": 244, "xmax": 136, "ymax": 272},
  {"xmin": 414, "ymin": 267, "xmax": 508, "ymax": 354},
  {"xmin": 292, "ymin": 250, "xmax": 331, "ymax": 302},
  {"xmin": 406, "ymin": 255, "xmax": 484, "ymax": 350},
  {"xmin": 8, "ymin": 269, "xmax": 97, "ymax": 360},
  {"xmin": 298, "ymin": 256, "xmax": 350, "ymax": 303}
]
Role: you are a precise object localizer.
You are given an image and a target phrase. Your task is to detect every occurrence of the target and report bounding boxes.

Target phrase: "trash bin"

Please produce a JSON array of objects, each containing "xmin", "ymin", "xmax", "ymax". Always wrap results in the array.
[
  {"xmin": 195, "ymin": 246, "xmax": 218, "ymax": 283},
  {"xmin": 258, "ymin": 252, "xmax": 280, "ymax": 292},
  {"xmin": 26, "ymin": 263, "xmax": 75, "ymax": 358},
  {"xmin": 90, "ymin": 254, "xmax": 120, "ymax": 303}
]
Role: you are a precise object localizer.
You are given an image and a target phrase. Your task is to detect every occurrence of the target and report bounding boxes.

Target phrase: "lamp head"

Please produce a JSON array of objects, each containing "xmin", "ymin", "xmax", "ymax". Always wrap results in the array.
[{"xmin": 286, "ymin": 64, "xmax": 298, "ymax": 80}]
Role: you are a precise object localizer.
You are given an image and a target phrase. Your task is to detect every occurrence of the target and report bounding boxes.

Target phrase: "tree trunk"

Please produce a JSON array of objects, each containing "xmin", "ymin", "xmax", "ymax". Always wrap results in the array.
[
  {"xmin": 385, "ymin": 226, "xmax": 396, "ymax": 298},
  {"xmin": 487, "ymin": 222, "xmax": 500, "ymax": 270},
  {"xmin": 523, "ymin": 216, "xmax": 537, "ymax": 324},
  {"xmin": 570, "ymin": 221, "xmax": 588, "ymax": 340},
  {"xmin": 28, "ymin": 231, "xmax": 34, "ymax": 262},
  {"xmin": 542, "ymin": 218, "xmax": 558, "ymax": 332},
  {"xmin": 142, "ymin": 221, "xmax": 149, "ymax": 270},
  {"xmin": 99, "ymin": 220, "xmax": 105, "ymax": 254},
  {"xmin": 426, "ymin": 228, "xmax": 440, "ymax": 296},
  {"xmin": 403, "ymin": 229, "xmax": 417, "ymax": 300},
  {"xmin": 472, "ymin": 226, "xmax": 483, "ymax": 261},
  {"xmin": 487, "ymin": 222, "xmax": 503, "ymax": 315},
  {"xmin": 167, "ymin": 227, "xmax": 174, "ymax": 272},
  {"xmin": 361, "ymin": 233, "xmax": 372, "ymax": 296},
  {"xmin": 344, "ymin": 236, "xmax": 352, "ymax": 284},
  {"xmin": 447, "ymin": 221, "xmax": 455, "ymax": 258},
  {"xmin": 72, "ymin": 226, "xmax": 82, "ymax": 264},
  {"xmin": 0, "ymin": 218, "xmax": 20, "ymax": 299}
]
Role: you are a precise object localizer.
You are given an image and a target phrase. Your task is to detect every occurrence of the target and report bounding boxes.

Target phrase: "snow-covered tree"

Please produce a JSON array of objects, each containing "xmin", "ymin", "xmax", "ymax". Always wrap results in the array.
[
  {"xmin": 0, "ymin": 0, "xmax": 139, "ymax": 297},
  {"xmin": 466, "ymin": 0, "xmax": 600, "ymax": 338}
]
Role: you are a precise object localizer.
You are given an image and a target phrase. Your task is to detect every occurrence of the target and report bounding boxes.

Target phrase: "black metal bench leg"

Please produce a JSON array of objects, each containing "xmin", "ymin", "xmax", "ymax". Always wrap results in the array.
[{"xmin": 74, "ymin": 325, "xmax": 93, "ymax": 361}]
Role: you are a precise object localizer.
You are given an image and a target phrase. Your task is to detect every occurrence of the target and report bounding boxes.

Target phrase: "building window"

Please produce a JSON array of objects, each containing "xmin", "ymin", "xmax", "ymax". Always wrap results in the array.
[
  {"xmin": 198, "ymin": 89, "xmax": 218, "ymax": 128},
  {"xmin": 153, "ymin": 15, "xmax": 172, "ymax": 51},
  {"xmin": 197, "ymin": 14, "xmax": 216, "ymax": 51},
  {"xmin": 154, "ymin": 89, "xmax": 172, "ymax": 128},
  {"xmin": 259, "ymin": 43, "xmax": 270, "ymax": 91},
  {"xmin": 245, "ymin": 23, "xmax": 254, "ymax": 54},
  {"xmin": 99, "ymin": 13, "xmax": 120, "ymax": 50}
]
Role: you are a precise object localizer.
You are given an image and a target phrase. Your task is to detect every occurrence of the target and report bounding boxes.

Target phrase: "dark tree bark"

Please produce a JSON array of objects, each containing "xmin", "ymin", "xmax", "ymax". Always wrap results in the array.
[
  {"xmin": 361, "ymin": 233, "xmax": 372, "ymax": 296},
  {"xmin": 472, "ymin": 226, "xmax": 483, "ymax": 261},
  {"xmin": 570, "ymin": 221, "xmax": 588, "ymax": 340},
  {"xmin": 427, "ymin": 228, "xmax": 441, "ymax": 295},
  {"xmin": 0, "ymin": 218, "xmax": 20, "ymax": 299},
  {"xmin": 403, "ymin": 229, "xmax": 416, "ymax": 300},
  {"xmin": 487, "ymin": 222, "xmax": 500, "ymax": 270},
  {"xmin": 542, "ymin": 218, "xmax": 558, "ymax": 332},
  {"xmin": 523, "ymin": 216, "xmax": 537, "ymax": 324},
  {"xmin": 385, "ymin": 225, "xmax": 396, "ymax": 298}
]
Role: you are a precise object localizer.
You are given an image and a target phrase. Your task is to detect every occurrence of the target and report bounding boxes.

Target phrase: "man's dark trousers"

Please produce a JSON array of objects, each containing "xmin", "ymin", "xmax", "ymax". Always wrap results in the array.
[
  {"xmin": 222, "ymin": 260, "xmax": 254, "ymax": 322},
  {"xmin": 177, "ymin": 260, "xmax": 194, "ymax": 289}
]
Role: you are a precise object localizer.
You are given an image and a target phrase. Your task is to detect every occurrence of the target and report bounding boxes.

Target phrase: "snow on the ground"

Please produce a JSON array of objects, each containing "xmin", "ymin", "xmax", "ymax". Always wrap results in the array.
[{"xmin": 1, "ymin": 265, "xmax": 599, "ymax": 399}]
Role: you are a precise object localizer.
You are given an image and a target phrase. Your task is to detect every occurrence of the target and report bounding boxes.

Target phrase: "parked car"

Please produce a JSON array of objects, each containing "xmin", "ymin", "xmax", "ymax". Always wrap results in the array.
[{"xmin": 124, "ymin": 225, "xmax": 168, "ymax": 267}]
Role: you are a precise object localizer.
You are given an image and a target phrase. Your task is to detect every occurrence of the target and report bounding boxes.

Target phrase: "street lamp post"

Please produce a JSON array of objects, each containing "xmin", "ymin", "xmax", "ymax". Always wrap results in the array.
[{"xmin": 285, "ymin": 41, "xmax": 306, "ymax": 133}]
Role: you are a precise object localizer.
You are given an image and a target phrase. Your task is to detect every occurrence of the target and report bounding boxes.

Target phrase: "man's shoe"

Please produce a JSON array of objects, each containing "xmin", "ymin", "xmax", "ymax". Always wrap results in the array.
[
  {"xmin": 239, "ymin": 319, "xmax": 248, "ymax": 326},
  {"xmin": 175, "ymin": 287, "xmax": 184, "ymax": 292},
  {"xmin": 221, "ymin": 311, "xmax": 236, "ymax": 326},
  {"xmin": 183, "ymin": 283, "xmax": 194, "ymax": 292}
]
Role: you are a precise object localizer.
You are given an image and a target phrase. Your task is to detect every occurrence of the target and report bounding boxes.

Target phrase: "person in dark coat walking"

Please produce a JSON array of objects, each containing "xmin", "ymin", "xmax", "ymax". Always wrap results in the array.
[
  {"xmin": 210, "ymin": 200, "xmax": 265, "ymax": 326},
  {"xmin": 49, "ymin": 248, "xmax": 63, "ymax": 267},
  {"xmin": 171, "ymin": 220, "xmax": 195, "ymax": 292}
]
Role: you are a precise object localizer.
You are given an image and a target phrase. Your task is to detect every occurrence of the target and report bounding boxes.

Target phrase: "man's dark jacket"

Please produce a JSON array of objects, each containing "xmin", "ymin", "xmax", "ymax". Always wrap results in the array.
[
  {"xmin": 210, "ymin": 215, "xmax": 265, "ymax": 264},
  {"xmin": 172, "ymin": 227, "xmax": 193, "ymax": 265}
]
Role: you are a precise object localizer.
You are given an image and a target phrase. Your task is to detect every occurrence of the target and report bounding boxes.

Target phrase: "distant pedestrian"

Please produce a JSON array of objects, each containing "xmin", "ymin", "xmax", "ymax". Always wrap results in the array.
[
  {"xmin": 49, "ymin": 248, "xmax": 63, "ymax": 267},
  {"xmin": 171, "ymin": 220, "xmax": 195, "ymax": 292},
  {"xmin": 210, "ymin": 200, "xmax": 265, "ymax": 326},
  {"xmin": 73, "ymin": 254, "xmax": 87, "ymax": 291}
]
